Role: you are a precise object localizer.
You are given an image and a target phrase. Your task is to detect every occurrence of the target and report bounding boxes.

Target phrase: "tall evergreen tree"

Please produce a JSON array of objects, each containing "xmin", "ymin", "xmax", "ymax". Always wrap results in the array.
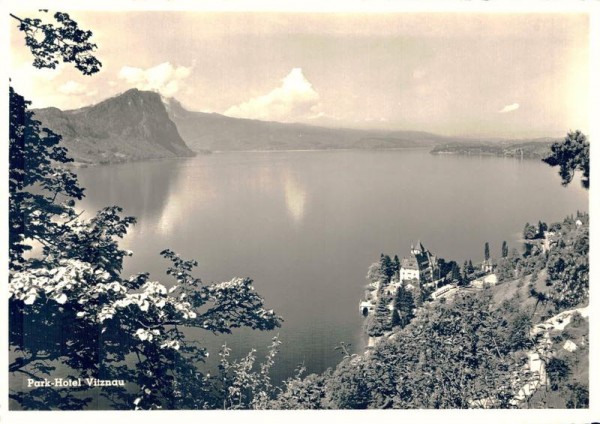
[
  {"xmin": 392, "ymin": 255, "xmax": 401, "ymax": 278},
  {"xmin": 484, "ymin": 242, "xmax": 490, "ymax": 261},
  {"xmin": 501, "ymin": 241, "xmax": 509, "ymax": 258},
  {"xmin": 379, "ymin": 254, "xmax": 395, "ymax": 283},
  {"xmin": 461, "ymin": 261, "xmax": 470, "ymax": 285},
  {"xmin": 393, "ymin": 285, "xmax": 415, "ymax": 329},
  {"xmin": 451, "ymin": 262, "xmax": 461, "ymax": 282},
  {"xmin": 367, "ymin": 290, "xmax": 393, "ymax": 337},
  {"xmin": 538, "ymin": 221, "xmax": 548, "ymax": 237},
  {"xmin": 391, "ymin": 308, "xmax": 401, "ymax": 327}
]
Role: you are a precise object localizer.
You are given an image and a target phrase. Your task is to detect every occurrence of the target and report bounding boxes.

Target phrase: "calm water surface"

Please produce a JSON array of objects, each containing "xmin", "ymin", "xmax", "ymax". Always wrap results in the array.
[{"xmin": 76, "ymin": 149, "xmax": 588, "ymax": 385}]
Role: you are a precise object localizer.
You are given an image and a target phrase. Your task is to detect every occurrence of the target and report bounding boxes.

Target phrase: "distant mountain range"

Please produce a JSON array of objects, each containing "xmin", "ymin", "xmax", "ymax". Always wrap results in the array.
[
  {"xmin": 32, "ymin": 89, "xmax": 559, "ymax": 165},
  {"xmin": 164, "ymin": 97, "xmax": 452, "ymax": 152}
]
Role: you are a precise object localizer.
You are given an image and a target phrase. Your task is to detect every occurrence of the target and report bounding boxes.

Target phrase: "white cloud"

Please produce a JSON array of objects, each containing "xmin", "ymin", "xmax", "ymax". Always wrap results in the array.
[
  {"xmin": 117, "ymin": 62, "xmax": 192, "ymax": 97},
  {"xmin": 58, "ymin": 81, "xmax": 94, "ymax": 96},
  {"xmin": 499, "ymin": 103, "xmax": 520, "ymax": 113},
  {"xmin": 224, "ymin": 68, "xmax": 322, "ymax": 122}
]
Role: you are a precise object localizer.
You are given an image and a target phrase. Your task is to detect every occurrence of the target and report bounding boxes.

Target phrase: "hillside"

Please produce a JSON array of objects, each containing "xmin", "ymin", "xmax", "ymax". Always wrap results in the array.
[
  {"xmin": 32, "ymin": 89, "xmax": 195, "ymax": 165},
  {"xmin": 430, "ymin": 139, "xmax": 556, "ymax": 159},
  {"xmin": 266, "ymin": 211, "xmax": 589, "ymax": 409},
  {"xmin": 164, "ymin": 98, "xmax": 451, "ymax": 152}
]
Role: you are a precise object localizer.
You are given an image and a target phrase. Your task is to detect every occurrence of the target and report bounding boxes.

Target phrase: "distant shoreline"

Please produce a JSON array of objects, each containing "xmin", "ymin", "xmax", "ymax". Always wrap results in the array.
[{"xmin": 210, "ymin": 146, "xmax": 431, "ymax": 154}]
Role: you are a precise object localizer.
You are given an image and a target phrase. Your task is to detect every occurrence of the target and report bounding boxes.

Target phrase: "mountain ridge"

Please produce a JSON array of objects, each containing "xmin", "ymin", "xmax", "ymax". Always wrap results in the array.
[
  {"xmin": 32, "ymin": 89, "xmax": 561, "ymax": 164},
  {"xmin": 32, "ymin": 89, "xmax": 195, "ymax": 165},
  {"xmin": 163, "ymin": 97, "xmax": 456, "ymax": 152}
]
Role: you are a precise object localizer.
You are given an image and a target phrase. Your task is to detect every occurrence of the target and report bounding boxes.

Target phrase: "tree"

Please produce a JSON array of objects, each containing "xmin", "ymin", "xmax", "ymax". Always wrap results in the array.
[
  {"xmin": 379, "ymin": 254, "xmax": 395, "ymax": 283},
  {"xmin": 451, "ymin": 262, "xmax": 461, "ymax": 282},
  {"xmin": 393, "ymin": 285, "xmax": 415, "ymax": 329},
  {"xmin": 506, "ymin": 312, "xmax": 532, "ymax": 351},
  {"xmin": 391, "ymin": 309, "xmax": 401, "ymax": 327},
  {"xmin": 502, "ymin": 241, "xmax": 509, "ymax": 258},
  {"xmin": 266, "ymin": 367, "xmax": 330, "ymax": 409},
  {"xmin": 9, "ymin": 11, "xmax": 282, "ymax": 410},
  {"xmin": 215, "ymin": 337, "xmax": 282, "ymax": 409},
  {"xmin": 544, "ymin": 223, "xmax": 589, "ymax": 309},
  {"xmin": 484, "ymin": 242, "xmax": 490, "ymax": 261},
  {"xmin": 321, "ymin": 293, "xmax": 531, "ymax": 409},
  {"xmin": 523, "ymin": 222, "xmax": 537, "ymax": 240},
  {"xmin": 542, "ymin": 130, "xmax": 589, "ymax": 189},
  {"xmin": 366, "ymin": 290, "xmax": 392, "ymax": 337},
  {"xmin": 392, "ymin": 255, "xmax": 401, "ymax": 277},
  {"xmin": 537, "ymin": 221, "xmax": 548, "ymax": 238},
  {"xmin": 11, "ymin": 11, "xmax": 101, "ymax": 75},
  {"xmin": 9, "ymin": 87, "xmax": 85, "ymax": 271},
  {"xmin": 366, "ymin": 262, "xmax": 384, "ymax": 284},
  {"xmin": 546, "ymin": 358, "xmax": 571, "ymax": 391},
  {"xmin": 460, "ymin": 260, "xmax": 470, "ymax": 285}
]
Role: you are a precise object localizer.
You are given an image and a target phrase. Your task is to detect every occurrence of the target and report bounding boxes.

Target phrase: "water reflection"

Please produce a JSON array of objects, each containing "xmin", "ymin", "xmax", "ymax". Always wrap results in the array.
[
  {"xmin": 75, "ymin": 159, "xmax": 188, "ymax": 225},
  {"xmin": 151, "ymin": 165, "xmax": 217, "ymax": 235},
  {"xmin": 282, "ymin": 170, "xmax": 307, "ymax": 223}
]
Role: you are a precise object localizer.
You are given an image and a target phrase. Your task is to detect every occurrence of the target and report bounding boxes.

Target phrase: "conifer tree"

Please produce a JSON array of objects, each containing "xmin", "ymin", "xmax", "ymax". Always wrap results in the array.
[
  {"xmin": 392, "ymin": 255, "xmax": 401, "ymax": 278},
  {"xmin": 367, "ymin": 289, "xmax": 393, "ymax": 337},
  {"xmin": 379, "ymin": 254, "xmax": 395, "ymax": 283},
  {"xmin": 501, "ymin": 241, "xmax": 509, "ymax": 258},
  {"xmin": 393, "ymin": 285, "xmax": 415, "ymax": 329}
]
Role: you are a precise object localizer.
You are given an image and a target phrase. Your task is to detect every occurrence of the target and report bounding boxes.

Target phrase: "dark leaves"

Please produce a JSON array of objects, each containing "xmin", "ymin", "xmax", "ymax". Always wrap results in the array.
[
  {"xmin": 542, "ymin": 130, "xmax": 589, "ymax": 189},
  {"xmin": 12, "ymin": 11, "xmax": 101, "ymax": 75}
]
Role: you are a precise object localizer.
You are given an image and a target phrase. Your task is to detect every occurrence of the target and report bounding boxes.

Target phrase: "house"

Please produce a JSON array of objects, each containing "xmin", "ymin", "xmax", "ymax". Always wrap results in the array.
[
  {"xmin": 399, "ymin": 256, "xmax": 419, "ymax": 282},
  {"xmin": 481, "ymin": 258, "xmax": 494, "ymax": 273},
  {"xmin": 399, "ymin": 241, "xmax": 438, "ymax": 284}
]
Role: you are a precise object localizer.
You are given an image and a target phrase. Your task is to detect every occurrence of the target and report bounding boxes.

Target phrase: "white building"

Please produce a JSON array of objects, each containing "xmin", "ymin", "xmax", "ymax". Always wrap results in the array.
[{"xmin": 399, "ymin": 241, "xmax": 438, "ymax": 284}]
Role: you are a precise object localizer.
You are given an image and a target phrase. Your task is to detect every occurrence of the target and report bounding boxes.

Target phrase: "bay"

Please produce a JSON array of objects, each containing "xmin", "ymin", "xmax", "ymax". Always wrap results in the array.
[{"xmin": 75, "ymin": 148, "xmax": 588, "ymax": 385}]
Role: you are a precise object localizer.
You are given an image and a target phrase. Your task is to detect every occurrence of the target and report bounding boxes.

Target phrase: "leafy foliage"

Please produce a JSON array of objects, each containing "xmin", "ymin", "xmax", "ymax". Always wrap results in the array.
[
  {"xmin": 267, "ymin": 367, "xmax": 330, "ymax": 409},
  {"xmin": 366, "ymin": 262, "xmax": 384, "ymax": 284},
  {"xmin": 316, "ymin": 293, "xmax": 531, "ymax": 408},
  {"xmin": 544, "ymin": 219, "xmax": 589, "ymax": 309},
  {"xmin": 542, "ymin": 130, "xmax": 589, "ymax": 189},
  {"xmin": 214, "ymin": 337, "xmax": 281, "ymax": 409},
  {"xmin": 9, "ymin": 12, "xmax": 281, "ymax": 410},
  {"xmin": 11, "ymin": 11, "xmax": 101, "ymax": 75},
  {"xmin": 9, "ymin": 87, "xmax": 85, "ymax": 271},
  {"xmin": 523, "ymin": 222, "xmax": 538, "ymax": 240}
]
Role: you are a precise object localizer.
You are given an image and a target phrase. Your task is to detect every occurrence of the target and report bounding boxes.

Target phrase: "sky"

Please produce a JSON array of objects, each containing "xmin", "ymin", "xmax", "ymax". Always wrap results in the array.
[{"xmin": 9, "ymin": 11, "xmax": 590, "ymax": 138}]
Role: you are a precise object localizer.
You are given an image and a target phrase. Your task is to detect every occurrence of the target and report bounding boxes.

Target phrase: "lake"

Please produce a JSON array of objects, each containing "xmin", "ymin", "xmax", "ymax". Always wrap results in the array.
[{"xmin": 75, "ymin": 148, "xmax": 588, "ymax": 385}]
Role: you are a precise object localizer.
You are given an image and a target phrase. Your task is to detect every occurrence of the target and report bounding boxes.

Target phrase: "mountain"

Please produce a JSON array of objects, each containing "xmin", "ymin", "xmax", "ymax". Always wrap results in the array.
[
  {"xmin": 164, "ymin": 98, "xmax": 452, "ymax": 152},
  {"xmin": 33, "ymin": 89, "xmax": 195, "ymax": 165}
]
